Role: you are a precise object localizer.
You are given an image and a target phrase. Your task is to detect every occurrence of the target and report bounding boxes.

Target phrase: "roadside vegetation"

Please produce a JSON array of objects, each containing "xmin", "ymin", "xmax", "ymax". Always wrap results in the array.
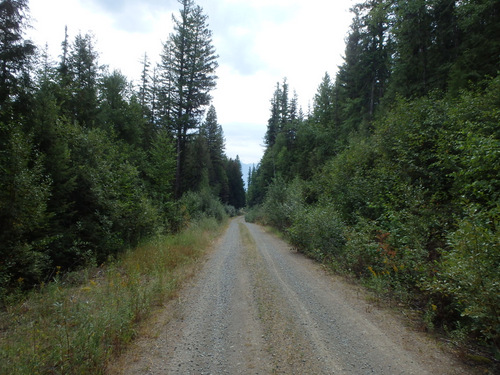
[
  {"xmin": 0, "ymin": 206, "xmax": 227, "ymax": 375},
  {"xmin": 246, "ymin": 0, "xmax": 499, "ymax": 369}
]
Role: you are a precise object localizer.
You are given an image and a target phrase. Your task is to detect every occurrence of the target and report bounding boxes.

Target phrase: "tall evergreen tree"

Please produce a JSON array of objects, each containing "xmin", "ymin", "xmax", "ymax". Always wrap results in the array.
[
  {"xmin": 265, "ymin": 82, "xmax": 281, "ymax": 148},
  {"xmin": 0, "ymin": 121, "xmax": 51, "ymax": 288},
  {"xmin": 99, "ymin": 69, "xmax": 144, "ymax": 145},
  {"xmin": 312, "ymin": 72, "xmax": 336, "ymax": 128},
  {"xmin": 159, "ymin": 0, "xmax": 218, "ymax": 197},
  {"xmin": 226, "ymin": 156, "xmax": 245, "ymax": 209},
  {"xmin": 430, "ymin": 0, "xmax": 460, "ymax": 92},
  {"xmin": 390, "ymin": 0, "xmax": 434, "ymax": 97},
  {"xmin": 0, "ymin": 0, "xmax": 35, "ymax": 110},
  {"xmin": 59, "ymin": 26, "xmax": 69, "ymax": 86},
  {"xmin": 138, "ymin": 52, "xmax": 158, "ymax": 147},
  {"xmin": 264, "ymin": 78, "xmax": 292, "ymax": 147},
  {"xmin": 337, "ymin": 1, "xmax": 392, "ymax": 132},
  {"xmin": 279, "ymin": 78, "xmax": 289, "ymax": 130},
  {"xmin": 361, "ymin": 0, "xmax": 392, "ymax": 119},
  {"xmin": 336, "ymin": 7, "xmax": 366, "ymax": 131},
  {"xmin": 138, "ymin": 52, "xmax": 151, "ymax": 111},
  {"xmin": 201, "ymin": 105, "xmax": 227, "ymax": 199},
  {"xmin": 449, "ymin": 0, "xmax": 500, "ymax": 92},
  {"xmin": 64, "ymin": 32, "xmax": 101, "ymax": 128}
]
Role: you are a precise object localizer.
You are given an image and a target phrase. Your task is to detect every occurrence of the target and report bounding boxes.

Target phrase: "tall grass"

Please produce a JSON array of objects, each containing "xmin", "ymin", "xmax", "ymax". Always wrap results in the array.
[{"xmin": 0, "ymin": 217, "xmax": 225, "ymax": 375}]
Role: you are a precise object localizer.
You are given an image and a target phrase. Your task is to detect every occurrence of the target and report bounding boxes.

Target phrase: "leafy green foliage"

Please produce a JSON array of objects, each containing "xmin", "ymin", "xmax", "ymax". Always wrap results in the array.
[
  {"xmin": 260, "ymin": 177, "xmax": 300, "ymax": 231},
  {"xmin": 69, "ymin": 127, "xmax": 161, "ymax": 262},
  {"xmin": 180, "ymin": 187, "xmax": 227, "ymax": 223},
  {"xmin": 318, "ymin": 136, "xmax": 382, "ymax": 225},
  {"xmin": 146, "ymin": 129, "xmax": 177, "ymax": 228},
  {"xmin": 424, "ymin": 206, "xmax": 500, "ymax": 349},
  {"xmin": 287, "ymin": 202, "xmax": 345, "ymax": 263}
]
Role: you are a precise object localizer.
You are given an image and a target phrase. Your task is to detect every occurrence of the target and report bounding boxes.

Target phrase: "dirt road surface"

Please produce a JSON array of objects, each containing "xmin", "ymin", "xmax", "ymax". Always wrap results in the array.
[{"xmin": 110, "ymin": 217, "xmax": 478, "ymax": 374}]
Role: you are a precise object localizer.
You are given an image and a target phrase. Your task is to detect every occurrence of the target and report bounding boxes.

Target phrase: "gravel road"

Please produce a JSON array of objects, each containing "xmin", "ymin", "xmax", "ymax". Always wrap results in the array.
[{"xmin": 111, "ymin": 217, "xmax": 477, "ymax": 375}]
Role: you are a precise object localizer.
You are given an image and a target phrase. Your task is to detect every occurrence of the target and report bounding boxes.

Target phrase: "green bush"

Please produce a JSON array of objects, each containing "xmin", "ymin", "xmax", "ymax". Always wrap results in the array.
[
  {"xmin": 224, "ymin": 204, "xmax": 238, "ymax": 217},
  {"xmin": 318, "ymin": 136, "xmax": 384, "ymax": 225},
  {"xmin": 424, "ymin": 205, "xmax": 500, "ymax": 350},
  {"xmin": 180, "ymin": 188, "xmax": 227, "ymax": 223},
  {"xmin": 244, "ymin": 205, "xmax": 265, "ymax": 224},
  {"xmin": 287, "ymin": 201, "xmax": 345, "ymax": 262},
  {"xmin": 339, "ymin": 218, "xmax": 381, "ymax": 277},
  {"xmin": 262, "ymin": 177, "xmax": 304, "ymax": 231},
  {"xmin": 70, "ymin": 128, "xmax": 161, "ymax": 263}
]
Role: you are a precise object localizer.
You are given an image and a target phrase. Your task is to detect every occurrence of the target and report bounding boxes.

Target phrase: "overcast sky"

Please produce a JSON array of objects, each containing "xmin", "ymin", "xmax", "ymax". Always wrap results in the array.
[{"xmin": 28, "ymin": 0, "xmax": 354, "ymax": 165}]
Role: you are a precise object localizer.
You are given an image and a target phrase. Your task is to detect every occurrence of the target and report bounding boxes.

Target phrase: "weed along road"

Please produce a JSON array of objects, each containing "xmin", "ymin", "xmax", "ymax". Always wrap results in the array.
[{"xmin": 112, "ymin": 217, "xmax": 475, "ymax": 375}]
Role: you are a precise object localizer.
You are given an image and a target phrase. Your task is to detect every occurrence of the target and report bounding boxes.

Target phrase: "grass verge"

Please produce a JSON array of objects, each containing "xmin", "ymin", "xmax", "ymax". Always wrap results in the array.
[{"xmin": 0, "ymin": 217, "xmax": 226, "ymax": 375}]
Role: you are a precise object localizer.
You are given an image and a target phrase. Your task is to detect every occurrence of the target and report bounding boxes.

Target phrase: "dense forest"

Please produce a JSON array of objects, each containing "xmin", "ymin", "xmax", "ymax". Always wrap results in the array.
[
  {"xmin": 0, "ymin": 0, "xmax": 245, "ymax": 301},
  {"xmin": 247, "ymin": 0, "xmax": 499, "ymax": 358}
]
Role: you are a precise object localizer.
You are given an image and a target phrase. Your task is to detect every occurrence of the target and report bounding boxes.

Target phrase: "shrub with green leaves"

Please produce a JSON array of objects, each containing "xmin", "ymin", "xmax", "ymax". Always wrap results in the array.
[
  {"xmin": 244, "ymin": 205, "xmax": 265, "ymax": 224},
  {"xmin": 261, "ymin": 177, "xmax": 305, "ymax": 231},
  {"xmin": 424, "ymin": 206, "xmax": 500, "ymax": 350},
  {"xmin": 70, "ymin": 127, "xmax": 161, "ymax": 263},
  {"xmin": 287, "ymin": 201, "xmax": 345, "ymax": 262},
  {"xmin": 180, "ymin": 188, "xmax": 227, "ymax": 223}
]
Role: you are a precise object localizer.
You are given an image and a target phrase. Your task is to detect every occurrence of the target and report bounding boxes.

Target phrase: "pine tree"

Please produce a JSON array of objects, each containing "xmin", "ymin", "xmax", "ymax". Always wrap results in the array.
[
  {"xmin": 226, "ymin": 156, "xmax": 246, "ymax": 209},
  {"xmin": 430, "ymin": 0, "xmax": 460, "ymax": 92},
  {"xmin": 148, "ymin": 127, "xmax": 176, "ymax": 204},
  {"xmin": 149, "ymin": 65, "xmax": 161, "ymax": 132},
  {"xmin": 0, "ymin": 0, "xmax": 35, "ymax": 109},
  {"xmin": 279, "ymin": 78, "xmax": 289, "ymax": 130},
  {"xmin": 139, "ymin": 52, "xmax": 151, "ymax": 110},
  {"xmin": 336, "ymin": 1, "xmax": 392, "ymax": 132},
  {"xmin": 32, "ymin": 98, "xmax": 79, "ymax": 268},
  {"xmin": 312, "ymin": 72, "xmax": 336, "ymax": 127},
  {"xmin": 390, "ymin": 0, "xmax": 434, "ymax": 97},
  {"xmin": 59, "ymin": 26, "xmax": 69, "ymax": 86},
  {"xmin": 201, "ymin": 105, "xmax": 227, "ymax": 198},
  {"xmin": 99, "ymin": 70, "xmax": 145, "ymax": 146},
  {"xmin": 265, "ymin": 82, "xmax": 281, "ymax": 147},
  {"xmin": 183, "ymin": 131, "xmax": 210, "ymax": 191},
  {"xmin": 159, "ymin": 0, "xmax": 218, "ymax": 197},
  {"xmin": 64, "ymin": 32, "xmax": 101, "ymax": 128},
  {"xmin": 449, "ymin": 0, "xmax": 500, "ymax": 93},
  {"xmin": 0, "ymin": 121, "xmax": 51, "ymax": 288},
  {"xmin": 336, "ymin": 7, "xmax": 367, "ymax": 131},
  {"xmin": 265, "ymin": 79, "xmax": 291, "ymax": 147}
]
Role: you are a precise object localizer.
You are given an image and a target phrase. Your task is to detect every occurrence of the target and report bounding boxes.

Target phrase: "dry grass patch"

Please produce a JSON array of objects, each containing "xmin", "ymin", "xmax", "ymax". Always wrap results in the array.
[{"xmin": 0, "ymin": 217, "xmax": 226, "ymax": 375}]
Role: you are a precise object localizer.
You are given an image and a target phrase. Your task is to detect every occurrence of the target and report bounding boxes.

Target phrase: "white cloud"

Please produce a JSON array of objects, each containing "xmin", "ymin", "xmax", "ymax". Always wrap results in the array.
[
  {"xmin": 79, "ymin": 0, "xmax": 177, "ymax": 32},
  {"xmin": 223, "ymin": 122, "xmax": 267, "ymax": 165},
  {"xmin": 213, "ymin": 66, "xmax": 275, "ymax": 124}
]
